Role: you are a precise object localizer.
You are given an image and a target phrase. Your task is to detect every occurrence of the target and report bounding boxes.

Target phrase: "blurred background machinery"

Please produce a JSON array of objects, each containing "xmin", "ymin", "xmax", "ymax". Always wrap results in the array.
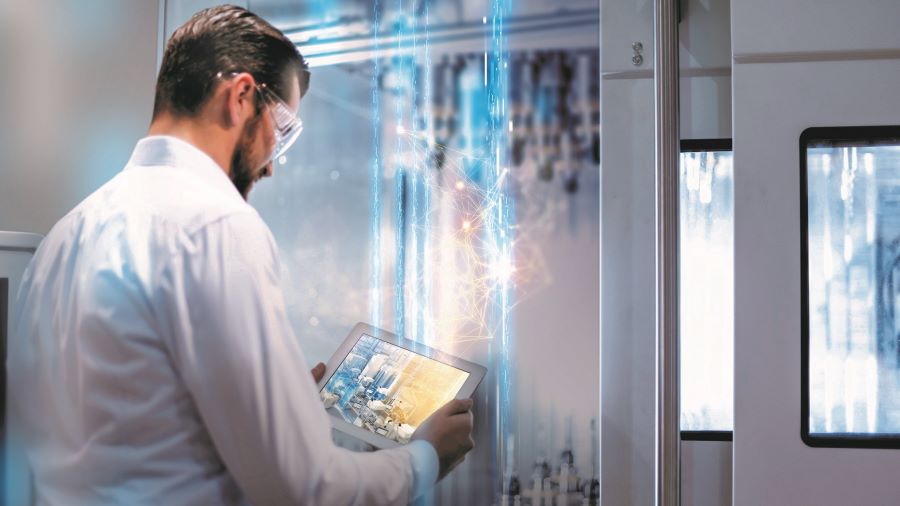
[{"xmin": 218, "ymin": 1, "xmax": 601, "ymax": 503}]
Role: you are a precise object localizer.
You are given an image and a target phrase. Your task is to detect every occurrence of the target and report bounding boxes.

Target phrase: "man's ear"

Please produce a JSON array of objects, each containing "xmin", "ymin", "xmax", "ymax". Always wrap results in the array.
[{"xmin": 225, "ymin": 73, "xmax": 256, "ymax": 128}]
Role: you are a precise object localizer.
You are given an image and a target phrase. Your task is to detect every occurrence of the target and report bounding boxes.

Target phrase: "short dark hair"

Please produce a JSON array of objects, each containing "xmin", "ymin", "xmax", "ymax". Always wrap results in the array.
[{"xmin": 152, "ymin": 5, "xmax": 309, "ymax": 119}]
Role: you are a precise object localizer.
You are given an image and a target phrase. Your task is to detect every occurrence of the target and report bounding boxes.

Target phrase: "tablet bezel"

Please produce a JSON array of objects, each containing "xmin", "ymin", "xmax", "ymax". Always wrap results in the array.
[{"xmin": 316, "ymin": 322, "xmax": 487, "ymax": 449}]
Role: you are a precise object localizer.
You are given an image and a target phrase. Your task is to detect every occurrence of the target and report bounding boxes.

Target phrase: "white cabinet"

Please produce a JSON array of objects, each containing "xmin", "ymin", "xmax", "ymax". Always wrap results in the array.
[{"xmin": 732, "ymin": 2, "xmax": 900, "ymax": 500}]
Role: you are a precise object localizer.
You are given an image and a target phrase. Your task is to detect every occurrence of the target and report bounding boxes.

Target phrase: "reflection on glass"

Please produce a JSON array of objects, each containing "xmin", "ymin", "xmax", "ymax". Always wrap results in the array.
[
  {"xmin": 679, "ymin": 148, "xmax": 734, "ymax": 431},
  {"xmin": 807, "ymin": 141, "xmax": 900, "ymax": 435},
  {"xmin": 320, "ymin": 334, "xmax": 469, "ymax": 443}
]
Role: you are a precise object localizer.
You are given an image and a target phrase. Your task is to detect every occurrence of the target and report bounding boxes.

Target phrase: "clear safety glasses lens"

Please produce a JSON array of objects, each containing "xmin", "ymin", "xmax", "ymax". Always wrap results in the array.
[{"xmin": 258, "ymin": 85, "xmax": 304, "ymax": 160}]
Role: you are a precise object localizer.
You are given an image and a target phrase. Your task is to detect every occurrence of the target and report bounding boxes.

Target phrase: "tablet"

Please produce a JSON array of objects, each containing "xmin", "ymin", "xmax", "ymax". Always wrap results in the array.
[{"xmin": 317, "ymin": 322, "xmax": 486, "ymax": 449}]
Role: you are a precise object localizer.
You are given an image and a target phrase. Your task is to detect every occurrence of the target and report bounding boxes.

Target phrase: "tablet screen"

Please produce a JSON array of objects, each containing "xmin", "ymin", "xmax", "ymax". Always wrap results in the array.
[{"xmin": 320, "ymin": 334, "xmax": 470, "ymax": 444}]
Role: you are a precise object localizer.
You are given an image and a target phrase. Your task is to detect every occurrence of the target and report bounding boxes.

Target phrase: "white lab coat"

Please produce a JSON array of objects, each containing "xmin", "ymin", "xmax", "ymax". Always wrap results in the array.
[{"xmin": 7, "ymin": 136, "xmax": 437, "ymax": 505}]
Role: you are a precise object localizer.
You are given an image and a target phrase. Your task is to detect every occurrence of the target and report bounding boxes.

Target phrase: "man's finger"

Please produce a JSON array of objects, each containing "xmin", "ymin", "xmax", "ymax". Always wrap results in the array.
[
  {"xmin": 311, "ymin": 362, "xmax": 326, "ymax": 382},
  {"xmin": 448, "ymin": 411, "xmax": 474, "ymax": 433},
  {"xmin": 442, "ymin": 398, "xmax": 473, "ymax": 415}
]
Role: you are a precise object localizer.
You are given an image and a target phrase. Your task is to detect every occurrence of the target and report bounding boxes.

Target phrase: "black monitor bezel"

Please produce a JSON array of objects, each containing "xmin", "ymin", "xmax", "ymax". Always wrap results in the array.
[
  {"xmin": 681, "ymin": 138, "xmax": 732, "ymax": 153},
  {"xmin": 800, "ymin": 125, "xmax": 900, "ymax": 448}
]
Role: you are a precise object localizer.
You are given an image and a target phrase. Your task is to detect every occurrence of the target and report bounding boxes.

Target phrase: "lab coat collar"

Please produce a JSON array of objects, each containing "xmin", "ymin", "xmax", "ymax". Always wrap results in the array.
[{"xmin": 127, "ymin": 135, "xmax": 240, "ymax": 199}]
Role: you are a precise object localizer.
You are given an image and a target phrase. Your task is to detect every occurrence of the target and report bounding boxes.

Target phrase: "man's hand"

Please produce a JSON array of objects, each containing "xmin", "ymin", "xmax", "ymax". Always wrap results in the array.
[
  {"xmin": 311, "ymin": 362, "xmax": 326, "ymax": 383},
  {"xmin": 411, "ymin": 398, "xmax": 475, "ymax": 480}
]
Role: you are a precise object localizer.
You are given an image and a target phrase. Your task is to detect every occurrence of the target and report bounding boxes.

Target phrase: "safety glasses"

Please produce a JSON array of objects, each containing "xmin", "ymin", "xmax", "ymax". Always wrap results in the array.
[
  {"xmin": 216, "ymin": 71, "xmax": 305, "ymax": 162},
  {"xmin": 255, "ymin": 82, "xmax": 303, "ymax": 161}
]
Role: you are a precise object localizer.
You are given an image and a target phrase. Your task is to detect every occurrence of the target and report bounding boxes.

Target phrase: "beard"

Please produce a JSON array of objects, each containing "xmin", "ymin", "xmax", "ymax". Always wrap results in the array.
[{"xmin": 229, "ymin": 117, "xmax": 262, "ymax": 201}]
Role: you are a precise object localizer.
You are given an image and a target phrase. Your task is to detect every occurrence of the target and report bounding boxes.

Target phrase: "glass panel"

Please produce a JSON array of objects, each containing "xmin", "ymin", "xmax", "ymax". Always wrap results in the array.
[
  {"xmin": 250, "ymin": 65, "xmax": 383, "ymax": 365},
  {"xmin": 679, "ymin": 145, "xmax": 734, "ymax": 432},
  {"xmin": 806, "ymin": 136, "xmax": 900, "ymax": 436},
  {"xmin": 253, "ymin": 0, "xmax": 601, "ymax": 501}
]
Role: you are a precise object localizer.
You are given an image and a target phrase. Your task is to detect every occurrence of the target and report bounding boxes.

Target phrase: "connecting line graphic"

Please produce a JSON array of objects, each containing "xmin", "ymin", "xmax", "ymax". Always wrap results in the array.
[
  {"xmin": 388, "ymin": 125, "xmax": 550, "ymax": 357},
  {"xmin": 370, "ymin": 1, "xmax": 565, "ymax": 496},
  {"xmin": 421, "ymin": 2, "xmax": 434, "ymax": 349},
  {"xmin": 371, "ymin": 8, "xmax": 569, "ymax": 360}
]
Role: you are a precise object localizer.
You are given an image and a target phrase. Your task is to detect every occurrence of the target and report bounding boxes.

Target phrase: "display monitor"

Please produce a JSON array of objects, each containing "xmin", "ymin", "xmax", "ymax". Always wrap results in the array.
[
  {"xmin": 679, "ymin": 139, "xmax": 734, "ymax": 440},
  {"xmin": 318, "ymin": 323, "xmax": 484, "ymax": 448},
  {"xmin": 802, "ymin": 126, "xmax": 900, "ymax": 447}
]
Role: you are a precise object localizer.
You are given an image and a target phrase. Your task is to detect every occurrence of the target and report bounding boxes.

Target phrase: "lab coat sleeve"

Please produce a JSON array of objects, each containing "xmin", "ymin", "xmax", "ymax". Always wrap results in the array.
[{"xmin": 153, "ymin": 210, "xmax": 435, "ymax": 505}]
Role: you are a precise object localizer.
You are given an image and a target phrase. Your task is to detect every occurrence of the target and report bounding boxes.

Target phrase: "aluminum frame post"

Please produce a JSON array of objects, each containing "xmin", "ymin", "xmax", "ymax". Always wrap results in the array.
[{"xmin": 654, "ymin": 0, "xmax": 680, "ymax": 504}]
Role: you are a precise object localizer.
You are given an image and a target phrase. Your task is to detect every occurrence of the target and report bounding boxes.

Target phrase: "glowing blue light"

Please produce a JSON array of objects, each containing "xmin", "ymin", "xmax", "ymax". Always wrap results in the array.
[{"xmin": 369, "ymin": 0, "xmax": 383, "ymax": 327}]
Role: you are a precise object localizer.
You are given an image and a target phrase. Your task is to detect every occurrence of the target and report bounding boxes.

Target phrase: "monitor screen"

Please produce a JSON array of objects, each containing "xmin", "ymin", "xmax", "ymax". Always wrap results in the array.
[
  {"xmin": 679, "ymin": 139, "xmax": 734, "ymax": 436},
  {"xmin": 802, "ymin": 126, "xmax": 900, "ymax": 447},
  {"xmin": 320, "ymin": 334, "xmax": 469, "ymax": 444}
]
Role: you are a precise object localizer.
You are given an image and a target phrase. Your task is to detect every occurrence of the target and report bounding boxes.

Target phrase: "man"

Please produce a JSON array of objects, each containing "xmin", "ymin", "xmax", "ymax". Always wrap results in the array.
[{"xmin": 8, "ymin": 5, "xmax": 474, "ymax": 505}]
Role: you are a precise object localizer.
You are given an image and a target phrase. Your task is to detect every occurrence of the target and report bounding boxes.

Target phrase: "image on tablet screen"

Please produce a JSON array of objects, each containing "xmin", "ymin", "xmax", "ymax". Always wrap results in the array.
[{"xmin": 320, "ymin": 334, "xmax": 469, "ymax": 444}]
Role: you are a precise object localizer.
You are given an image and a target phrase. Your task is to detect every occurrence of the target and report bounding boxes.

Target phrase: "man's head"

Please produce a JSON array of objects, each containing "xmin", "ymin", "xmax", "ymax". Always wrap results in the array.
[{"xmin": 152, "ymin": 5, "xmax": 310, "ymax": 199}]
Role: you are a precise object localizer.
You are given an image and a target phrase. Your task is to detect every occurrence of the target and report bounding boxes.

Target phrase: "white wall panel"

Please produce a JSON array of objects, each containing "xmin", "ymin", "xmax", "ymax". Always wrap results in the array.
[
  {"xmin": 732, "ymin": 0, "xmax": 900, "ymax": 56},
  {"xmin": 733, "ymin": 57, "xmax": 900, "ymax": 505},
  {"xmin": 601, "ymin": 72, "xmax": 657, "ymax": 506},
  {"xmin": 602, "ymin": 0, "xmax": 654, "ymax": 74},
  {"xmin": 680, "ymin": 74, "xmax": 731, "ymax": 140},
  {"xmin": 0, "ymin": 1, "xmax": 159, "ymax": 235},
  {"xmin": 681, "ymin": 440, "xmax": 732, "ymax": 506}
]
